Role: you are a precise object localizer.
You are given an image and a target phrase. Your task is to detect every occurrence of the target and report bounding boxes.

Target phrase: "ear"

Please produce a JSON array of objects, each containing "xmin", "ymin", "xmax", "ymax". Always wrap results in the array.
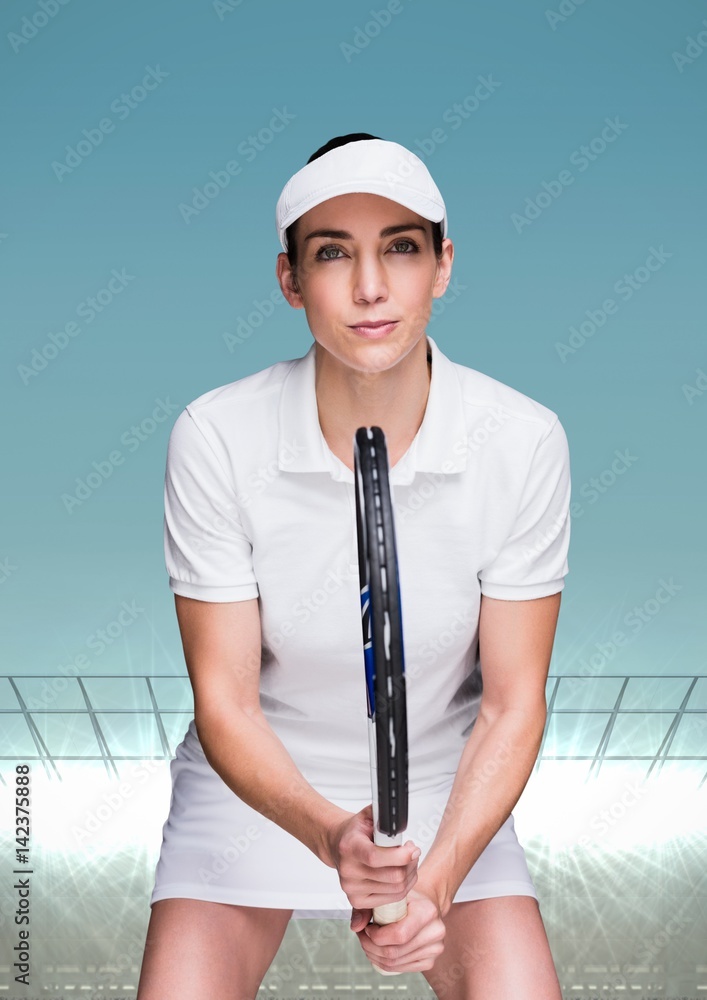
[
  {"xmin": 432, "ymin": 238, "xmax": 454, "ymax": 299},
  {"xmin": 276, "ymin": 252, "xmax": 305, "ymax": 309}
]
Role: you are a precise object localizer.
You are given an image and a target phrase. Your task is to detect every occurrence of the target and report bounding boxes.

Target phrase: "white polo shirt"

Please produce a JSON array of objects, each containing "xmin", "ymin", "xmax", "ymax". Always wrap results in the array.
[{"xmin": 163, "ymin": 333, "xmax": 571, "ymax": 799}]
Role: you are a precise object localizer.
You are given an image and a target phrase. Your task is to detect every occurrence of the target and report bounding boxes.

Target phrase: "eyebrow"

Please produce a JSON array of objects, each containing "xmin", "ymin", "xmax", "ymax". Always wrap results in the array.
[{"xmin": 302, "ymin": 222, "xmax": 428, "ymax": 243}]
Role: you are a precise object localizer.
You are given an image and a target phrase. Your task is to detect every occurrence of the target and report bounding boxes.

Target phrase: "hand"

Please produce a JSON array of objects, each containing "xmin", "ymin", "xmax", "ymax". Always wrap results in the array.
[
  {"xmin": 326, "ymin": 803, "xmax": 421, "ymax": 911},
  {"xmin": 350, "ymin": 882, "xmax": 447, "ymax": 974}
]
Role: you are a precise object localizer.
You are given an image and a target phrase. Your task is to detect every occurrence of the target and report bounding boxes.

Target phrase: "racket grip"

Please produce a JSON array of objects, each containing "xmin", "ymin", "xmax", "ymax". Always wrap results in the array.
[
  {"xmin": 371, "ymin": 896, "xmax": 408, "ymax": 976},
  {"xmin": 370, "ymin": 826, "xmax": 408, "ymax": 975},
  {"xmin": 373, "ymin": 896, "xmax": 408, "ymax": 925}
]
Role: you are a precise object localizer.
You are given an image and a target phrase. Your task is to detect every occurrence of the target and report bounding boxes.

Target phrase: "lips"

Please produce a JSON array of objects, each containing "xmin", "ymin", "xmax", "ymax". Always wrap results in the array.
[{"xmin": 349, "ymin": 320, "xmax": 399, "ymax": 339}]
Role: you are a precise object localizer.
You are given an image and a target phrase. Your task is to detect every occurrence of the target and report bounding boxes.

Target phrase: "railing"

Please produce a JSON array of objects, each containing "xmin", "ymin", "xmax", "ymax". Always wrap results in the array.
[{"xmin": 1, "ymin": 674, "xmax": 705, "ymax": 784}]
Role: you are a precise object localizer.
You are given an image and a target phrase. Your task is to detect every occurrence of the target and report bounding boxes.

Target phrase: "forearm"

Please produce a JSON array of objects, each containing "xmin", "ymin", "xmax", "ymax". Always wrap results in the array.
[
  {"xmin": 195, "ymin": 703, "xmax": 350, "ymax": 868},
  {"xmin": 417, "ymin": 701, "xmax": 546, "ymax": 915}
]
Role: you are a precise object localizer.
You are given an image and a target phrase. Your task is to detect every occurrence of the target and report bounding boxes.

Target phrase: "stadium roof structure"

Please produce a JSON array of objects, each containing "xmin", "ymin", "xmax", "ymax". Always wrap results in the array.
[{"xmin": 1, "ymin": 673, "xmax": 706, "ymax": 785}]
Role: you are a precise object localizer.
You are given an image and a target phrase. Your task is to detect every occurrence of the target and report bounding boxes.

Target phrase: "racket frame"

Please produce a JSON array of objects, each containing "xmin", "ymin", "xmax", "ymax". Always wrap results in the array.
[{"xmin": 353, "ymin": 426, "xmax": 409, "ymax": 933}]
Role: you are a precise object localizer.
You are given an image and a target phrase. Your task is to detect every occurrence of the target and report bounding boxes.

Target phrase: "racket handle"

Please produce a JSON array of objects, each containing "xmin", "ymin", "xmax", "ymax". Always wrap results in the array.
[
  {"xmin": 373, "ymin": 896, "xmax": 408, "ymax": 925},
  {"xmin": 372, "ymin": 823, "xmax": 408, "ymax": 926},
  {"xmin": 371, "ymin": 897, "xmax": 408, "ymax": 976},
  {"xmin": 370, "ymin": 825, "xmax": 408, "ymax": 975}
]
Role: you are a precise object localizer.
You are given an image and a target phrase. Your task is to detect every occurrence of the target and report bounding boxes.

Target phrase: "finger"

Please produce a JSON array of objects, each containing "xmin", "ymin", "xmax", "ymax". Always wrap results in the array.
[
  {"xmin": 361, "ymin": 850, "xmax": 421, "ymax": 881},
  {"xmin": 350, "ymin": 908, "xmax": 372, "ymax": 933},
  {"xmin": 366, "ymin": 919, "xmax": 440, "ymax": 954},
  {"xmin": 368, "ymin": 949, "xmax": 444, "ymax": 975},
  {"xmin": 363, "ymin": 841, "xmax": 421, "ymax": 870},
  {"xmin": 348, "ymin": 826, "xmax": 419, "ymax": 864},
  {"xmin": 359, "ymin": 803, "xmax": 374, "ymax": 825},
  {"xmin": 364, "ymin": 925, "xmax": 444, "ymax": 967},
  {"xmin": 353, "ymin": 885, "xmax": 409, "ymax": 910}
]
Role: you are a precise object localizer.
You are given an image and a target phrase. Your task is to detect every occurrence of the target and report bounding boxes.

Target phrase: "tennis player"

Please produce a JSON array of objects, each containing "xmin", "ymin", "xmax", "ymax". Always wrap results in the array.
[{"xmin": 137, "ymin": 133, "xmax": 570, "ymax": 999}]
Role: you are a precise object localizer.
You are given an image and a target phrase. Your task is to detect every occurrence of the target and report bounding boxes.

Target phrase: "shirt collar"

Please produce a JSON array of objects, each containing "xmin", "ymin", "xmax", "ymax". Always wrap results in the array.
[{"xmin": 277, "ymin": 334, "xmax": 468, "ymax": 485}]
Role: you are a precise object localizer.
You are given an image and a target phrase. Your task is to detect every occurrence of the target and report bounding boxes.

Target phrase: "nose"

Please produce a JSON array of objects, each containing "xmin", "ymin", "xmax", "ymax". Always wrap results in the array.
[{"xmin": 351, "ymin": 251, "xmax": 390, "ymax": 303}]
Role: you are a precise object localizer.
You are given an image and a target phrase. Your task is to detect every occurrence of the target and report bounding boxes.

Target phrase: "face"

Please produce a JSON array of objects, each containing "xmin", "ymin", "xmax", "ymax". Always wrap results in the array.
[{"xmin": 276, "ymin": 192, "xmax": 453, "ymax": 374}]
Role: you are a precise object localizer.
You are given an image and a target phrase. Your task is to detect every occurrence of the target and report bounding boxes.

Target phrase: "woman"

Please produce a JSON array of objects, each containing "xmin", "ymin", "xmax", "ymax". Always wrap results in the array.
[{"xmin": 137, "ymin": 133, "xmax": 570, "ymax": 999}]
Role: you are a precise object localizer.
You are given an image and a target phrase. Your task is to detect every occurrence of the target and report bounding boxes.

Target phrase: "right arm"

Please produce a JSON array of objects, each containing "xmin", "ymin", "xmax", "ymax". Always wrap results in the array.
[{"xmin": 175, "ymin": 592, "xmax": 349, "ymax": 867}]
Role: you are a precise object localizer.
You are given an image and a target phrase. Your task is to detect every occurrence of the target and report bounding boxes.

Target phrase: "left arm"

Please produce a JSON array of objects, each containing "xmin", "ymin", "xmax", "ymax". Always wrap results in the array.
[{"xmin": 416, "ymin": 590, "xmax": 562, "ymax": 916}]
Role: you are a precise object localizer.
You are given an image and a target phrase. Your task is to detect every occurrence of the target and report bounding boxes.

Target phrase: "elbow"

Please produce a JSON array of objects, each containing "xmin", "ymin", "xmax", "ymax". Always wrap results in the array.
[
  {"xmin": 194, "ymin": 698, "xmax": 263, "ymax": 756},
  {"xmin": 477, "ymin": 697, "xmax": 547, "ymax": 739}
]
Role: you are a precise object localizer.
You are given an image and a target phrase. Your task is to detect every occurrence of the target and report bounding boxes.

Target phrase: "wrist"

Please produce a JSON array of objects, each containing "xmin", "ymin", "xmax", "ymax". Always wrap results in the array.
[
  {"xmin": 415, "ymin": 864, "xmax": 454, "ymax": 918},
  {"xmin": 316, "ymin": 805, "xmax": 352, "ymax": 868}
]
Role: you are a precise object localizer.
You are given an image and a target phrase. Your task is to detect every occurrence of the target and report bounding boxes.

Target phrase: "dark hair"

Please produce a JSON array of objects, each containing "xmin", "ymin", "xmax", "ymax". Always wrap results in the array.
[{"xmin": 285, "ymin": 133, "xmax": 445, "ymax": 280}]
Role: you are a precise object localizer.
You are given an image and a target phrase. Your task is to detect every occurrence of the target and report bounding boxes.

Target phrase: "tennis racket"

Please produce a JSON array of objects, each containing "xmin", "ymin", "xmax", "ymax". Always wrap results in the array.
[{"xmin": 353, "ymin": 426, "xmax": 409, "ymax": 938}]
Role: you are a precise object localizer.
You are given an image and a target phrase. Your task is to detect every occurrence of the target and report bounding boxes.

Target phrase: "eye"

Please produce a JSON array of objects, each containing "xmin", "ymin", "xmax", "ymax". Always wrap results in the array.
[
  {"xmin": 313, "ymin": 244, "xmax": 345, "ymax": 261},
  {"xmin": 391, "ymin": 238, "xmax": 420, "ymax": 253}
]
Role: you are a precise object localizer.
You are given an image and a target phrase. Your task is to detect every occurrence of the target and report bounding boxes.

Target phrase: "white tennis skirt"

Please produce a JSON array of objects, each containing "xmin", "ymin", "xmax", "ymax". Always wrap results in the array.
[{"xmin": 149, "ymin": 720, "xmax": 538, "ymax": 919}]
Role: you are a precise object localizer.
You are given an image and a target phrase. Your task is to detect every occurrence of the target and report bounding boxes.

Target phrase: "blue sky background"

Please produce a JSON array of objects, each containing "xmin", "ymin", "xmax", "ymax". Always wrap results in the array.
[{"xmin": 1, "ymin": 0, "xmax": 705, "ymax": 687}]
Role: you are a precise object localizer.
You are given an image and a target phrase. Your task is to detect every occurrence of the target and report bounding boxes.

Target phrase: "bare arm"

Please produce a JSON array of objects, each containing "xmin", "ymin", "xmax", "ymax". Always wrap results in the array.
[
  {"xmin": 174, "ymin": 593, "xmax": 350, "ymax": 867},
  {"xmin": 416, "ymin": 591, "xmax": 562, "ymax": 915}
]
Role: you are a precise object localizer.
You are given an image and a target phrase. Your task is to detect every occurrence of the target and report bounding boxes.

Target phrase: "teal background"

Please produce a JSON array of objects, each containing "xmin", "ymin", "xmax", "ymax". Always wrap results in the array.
[
  {"xmin": 1, "ymin": 3, "xmax": 706, "ymax": 997},
  {"xmin": 1, "ymin": 1, "xmax": 704, "ymax": 685}
]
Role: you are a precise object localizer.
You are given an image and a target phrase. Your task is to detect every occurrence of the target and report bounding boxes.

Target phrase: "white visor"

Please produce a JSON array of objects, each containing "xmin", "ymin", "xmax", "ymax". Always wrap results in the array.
[{"xmin": 275, "ymin": 138, "xmax": 447, "ymax": 252}]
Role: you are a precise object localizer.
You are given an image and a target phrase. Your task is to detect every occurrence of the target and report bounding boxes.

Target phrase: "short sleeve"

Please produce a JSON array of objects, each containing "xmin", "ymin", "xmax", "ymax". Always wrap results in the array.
[
  {"xmin": 163, "ymin": 407, "xmax": 259, "ymax": 602},
  {"xmin": 478, "ymin": 415, "xmax": 571, "ymax": 600}
]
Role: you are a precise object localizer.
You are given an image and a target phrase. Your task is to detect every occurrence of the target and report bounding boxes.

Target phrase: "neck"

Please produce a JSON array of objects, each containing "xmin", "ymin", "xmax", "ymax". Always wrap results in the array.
[{"xmin": 314, "ymin": 337, "xmax": 432, "ymax": 470}]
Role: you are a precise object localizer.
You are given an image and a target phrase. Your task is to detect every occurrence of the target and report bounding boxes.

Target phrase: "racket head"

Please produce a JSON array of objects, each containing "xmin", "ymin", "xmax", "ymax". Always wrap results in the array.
[{"xmin": 353, "ymin": 425, "xmax": 408, "ymax": 837}]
